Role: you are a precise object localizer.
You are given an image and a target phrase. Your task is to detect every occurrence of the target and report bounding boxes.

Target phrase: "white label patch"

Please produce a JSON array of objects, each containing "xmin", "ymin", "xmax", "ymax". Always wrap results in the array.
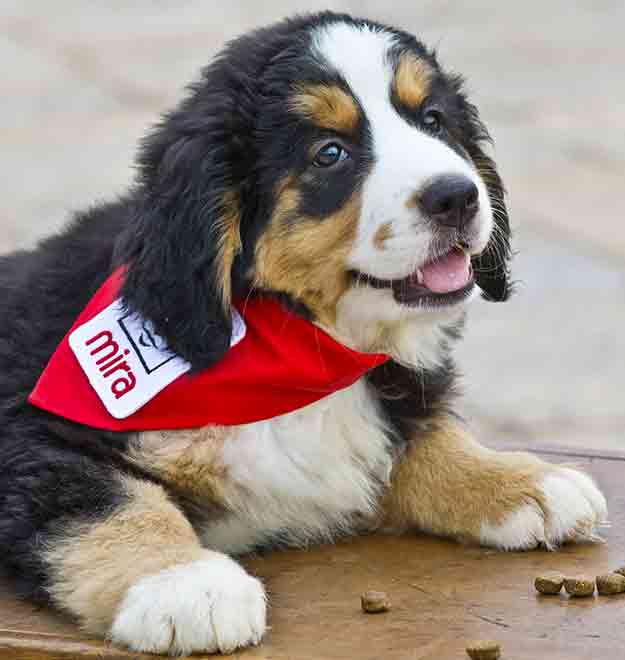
[{"xmin": 69, "ymin": 299, "xmax": 246, "ymax": 419}]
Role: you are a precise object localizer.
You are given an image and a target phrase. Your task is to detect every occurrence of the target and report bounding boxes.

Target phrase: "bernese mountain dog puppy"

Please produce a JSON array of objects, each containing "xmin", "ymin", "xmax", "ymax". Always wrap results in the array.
[{"xmin": 0, "ymin": 12, "xmax": 607, "ymax": 656}]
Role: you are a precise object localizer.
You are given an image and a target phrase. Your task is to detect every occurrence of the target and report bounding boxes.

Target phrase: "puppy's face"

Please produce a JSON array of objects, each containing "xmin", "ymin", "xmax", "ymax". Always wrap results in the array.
[
  {"xmin": 247, "ymin": 21, "xmax": 507, "ymax": 335},
  {"xmin": 124, "ymin": 14, "xmax": 510, "ymax": 368}
]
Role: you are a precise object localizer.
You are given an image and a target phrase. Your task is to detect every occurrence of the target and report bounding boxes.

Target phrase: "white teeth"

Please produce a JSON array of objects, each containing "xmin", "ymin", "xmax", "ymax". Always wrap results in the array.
[{"xmin": 416, "ymin": 268, "xmax": 424, "ymax": 284}]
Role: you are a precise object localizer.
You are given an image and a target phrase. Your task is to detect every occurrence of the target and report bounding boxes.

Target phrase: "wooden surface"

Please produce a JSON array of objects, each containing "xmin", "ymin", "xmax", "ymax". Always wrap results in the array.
[{"xmin": 2, "ymin": 445, "xmax": 624, "ymax": 659}]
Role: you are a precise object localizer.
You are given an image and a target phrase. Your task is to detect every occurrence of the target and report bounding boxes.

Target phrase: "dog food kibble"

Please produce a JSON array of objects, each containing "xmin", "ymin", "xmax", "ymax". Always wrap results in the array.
[
  {"xmin": 596, "ymin": 573, "xmax": 625, "ymax": 595},
  {"xmin": 564, "ymin": 577, "xmax": 595, "ymax": 597},
  {"xmin": 465, "ymin": 640, "xmax": 501, "ymax": 660},
  {"xmin": 360, "ymin": 590, "xmax": 390, "ymax": 613},
  {"xmin": 534, "ymin": 574, "xmax": 565, "ymax": 595}
]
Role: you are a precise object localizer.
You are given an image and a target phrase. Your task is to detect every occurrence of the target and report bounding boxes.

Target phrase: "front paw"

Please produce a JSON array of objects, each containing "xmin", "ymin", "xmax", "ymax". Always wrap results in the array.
[
  {"xmin": 110, "ymin": 552, "xmax": 266, "ymax": 655},
  {"xmin": 480, "ymin": 466, "xmax": 608, "ymax": 551}
]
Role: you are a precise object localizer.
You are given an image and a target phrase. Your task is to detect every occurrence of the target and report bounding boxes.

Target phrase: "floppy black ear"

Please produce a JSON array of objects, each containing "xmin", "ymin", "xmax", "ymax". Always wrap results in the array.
[
  {"xmin": 461, "ymin": 104, "xmax": 512, "ymax": 302},
  {"xmin": 470, "ymin": 147, "xmax": 511, "ymax": 302},
  {"xmin": 115, "ymin": 67, "xmax": 249, "ymax": 371}
]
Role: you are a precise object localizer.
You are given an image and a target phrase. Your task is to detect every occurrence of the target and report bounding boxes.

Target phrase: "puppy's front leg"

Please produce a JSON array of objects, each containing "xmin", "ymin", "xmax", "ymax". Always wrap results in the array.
[
  {"xmin": 44, "ymin": 476, "xmax": 266, "ymax": 655},
  {"xmin": 383, "ymin": 417, "xmax": 607, "ymax": 550}
]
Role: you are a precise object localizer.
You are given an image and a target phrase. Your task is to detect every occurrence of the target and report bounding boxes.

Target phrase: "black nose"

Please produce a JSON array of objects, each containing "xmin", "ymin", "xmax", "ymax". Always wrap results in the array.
[{"xmin": 419, "ymin": 174, "xmax": 479, "ymax": 230}]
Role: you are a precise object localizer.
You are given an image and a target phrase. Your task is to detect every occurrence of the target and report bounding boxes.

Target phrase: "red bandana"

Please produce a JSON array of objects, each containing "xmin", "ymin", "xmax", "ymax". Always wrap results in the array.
[{"xmin": 29, "ymin": 268, "xmax": 389, "ymax": 430}]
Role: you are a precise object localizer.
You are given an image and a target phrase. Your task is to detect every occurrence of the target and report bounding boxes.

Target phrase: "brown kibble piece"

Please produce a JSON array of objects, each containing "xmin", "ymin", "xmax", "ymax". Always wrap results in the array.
[
  {"xmin": 465, "ymin": 640, "xmax": 501, "ymax": 660},
  {"xmin": 534, "ymin": 574, "xmax": 565, "ymax": 595},
  {"xmin": 564, "ymin": 577, "xmax": 595, "ymax": 597},
  {"xmin": 360, "ymin": 590, "xmax": 390, "ymax": 613},
  {"xmin": 596, "ymin": 573, "xmax": 625, "ymax": 595}
]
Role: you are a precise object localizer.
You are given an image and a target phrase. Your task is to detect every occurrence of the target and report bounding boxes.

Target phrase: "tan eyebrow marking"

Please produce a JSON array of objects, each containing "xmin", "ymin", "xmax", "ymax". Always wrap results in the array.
[
  {"xmin": 393, "ymin": 52, "xmax": 433, "ymax": 109},
  {"xmin": 290, "ymin": 83, "xmax": 360, "ymax": 134}
]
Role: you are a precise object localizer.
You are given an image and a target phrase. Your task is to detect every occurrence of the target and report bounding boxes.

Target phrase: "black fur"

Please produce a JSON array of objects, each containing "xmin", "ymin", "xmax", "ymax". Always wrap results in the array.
[
  {"xmin": 0, "ymin": 11, "xmax": 510, "ymax": 609},
  {"xmin": 0, "ymin": 202, "xmax": 134, "ymax": 601},
  {"xmin": 117, "ymin": 14, "xmax": 337, "ymax": 371},
  {"xmin": 367, "ymin": 358, "xmax": 457, "ymax": 453}
]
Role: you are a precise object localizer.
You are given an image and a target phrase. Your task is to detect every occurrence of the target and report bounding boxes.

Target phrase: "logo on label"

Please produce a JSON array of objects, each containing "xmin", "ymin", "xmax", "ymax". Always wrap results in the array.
[
  {"xmin": 69, "ymin": 299, "xmax": 246, "ymax": 419},
  {"xmin": 118, "ymin": 314, "xmax": 176, "ymax": 374}
]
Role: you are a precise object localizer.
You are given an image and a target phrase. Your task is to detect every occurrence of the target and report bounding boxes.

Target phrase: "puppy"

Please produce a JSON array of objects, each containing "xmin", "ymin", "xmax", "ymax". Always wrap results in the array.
[{"xmin": 0, "ymin": 12, "xmax": 607, "ymax": 656}]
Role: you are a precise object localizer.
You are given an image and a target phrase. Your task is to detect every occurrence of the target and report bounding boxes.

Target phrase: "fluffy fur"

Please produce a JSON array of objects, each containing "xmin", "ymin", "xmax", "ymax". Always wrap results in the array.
[{"xmin": 0, "ymin": 12, "xmax": 606, "ymax": 656}]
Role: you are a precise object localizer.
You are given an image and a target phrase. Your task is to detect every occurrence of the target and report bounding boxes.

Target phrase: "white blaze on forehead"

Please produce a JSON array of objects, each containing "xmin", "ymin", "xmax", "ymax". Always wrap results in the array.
[
  {"xmin": 312, "ymin": 22, "xmax": 397, "ymax": 105},
  {"xmin": 311, "ymin": 22, "xmax": 493, "ymax": 280}
]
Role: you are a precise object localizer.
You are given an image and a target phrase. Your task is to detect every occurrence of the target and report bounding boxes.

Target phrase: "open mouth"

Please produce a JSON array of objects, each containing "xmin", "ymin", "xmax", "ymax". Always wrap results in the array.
[{"xmin": 351, "ymin": 246, "xmax": 475, "ymax": 307}]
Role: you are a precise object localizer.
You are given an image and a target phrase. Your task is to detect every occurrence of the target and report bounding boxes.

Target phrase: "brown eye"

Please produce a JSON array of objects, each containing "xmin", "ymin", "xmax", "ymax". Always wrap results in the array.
[
  {"xmin": 313, "ymin": 142, "xmax": 349, "ymax": 167},
  {"xmin": 422, "ymin": 108, "xmax": 443, "ymax": 134}
]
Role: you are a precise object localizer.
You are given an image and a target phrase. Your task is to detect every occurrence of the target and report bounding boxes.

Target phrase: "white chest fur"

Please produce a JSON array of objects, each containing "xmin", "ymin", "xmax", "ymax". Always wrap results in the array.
[{"xmin": 200, "ymin": 379, "xmax": 393, "ymax": 554}]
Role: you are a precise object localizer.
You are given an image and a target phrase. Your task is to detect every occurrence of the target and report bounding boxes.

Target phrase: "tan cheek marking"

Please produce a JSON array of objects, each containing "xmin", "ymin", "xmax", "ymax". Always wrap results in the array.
[
  {"xmin": 394, "ymin": 52, "xmax": 433, "ymax": 110},
  {"xmin": 290, "ymin": 83, "xmax": 360, "ymax": 134},
  {"xmin": 254, "ymin": 182, "xmax": 361, "ymax": 325},
  {"xmin": 382, "ymin": 416, "xmax": 548, "ymax": 542},
  {"xmin": 44, "ymin": 477, "xmax": 207, "ymax": 634},
  {"xmin": 128, "ymin": 426, "xmax": 230, "ymax": 505},
  {"xmin": 215, "ymin": 190, "xmax": 242, "ymax": 310},
  {"xmin": 373, "ymin": 222, "xmax": 393, "ymax": 250}
]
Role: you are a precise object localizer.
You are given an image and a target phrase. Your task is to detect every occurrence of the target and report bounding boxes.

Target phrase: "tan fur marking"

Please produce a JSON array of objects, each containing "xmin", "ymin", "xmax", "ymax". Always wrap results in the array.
[
  {"xmin": 472, "ymin": 152, "xmax": 501, "ymax": 189},
  {"xmin": 215, "ymin": 190, "xmax": 242, "ymax": 309},
  {"xmin": 254, "ymin": 180, "xmax": 361, "ymax": 324},
  {"xmin": 290, "ymin": 83, "xmax": 360, "ymax": 134},
  {"xmin": 45, "ymin": 477, "xmax": 207, "ymax": 634},
  {"xmin": 373, "ymin": 222, "xmax": 393, "ymax": 250},
  {"xmin": 405, "ymin": 192, "xmax": 419, "ymax": 210},
  {"xmin": 128, "ymin": 427, "xmax": 230, "ymax": 504},
  {"xmin": 394, "ymin": 53, "xmax": 433, "ymax": 109},
  {"xmin": 382, "ymin": 417, "xmax": 548, "ymax": 543}
]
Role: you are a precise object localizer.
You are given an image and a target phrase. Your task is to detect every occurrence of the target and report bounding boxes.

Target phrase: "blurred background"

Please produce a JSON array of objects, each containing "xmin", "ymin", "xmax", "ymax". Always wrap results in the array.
[{"xmin": 2, "ymin": 1, "xmax": 623, "ymax": 452}]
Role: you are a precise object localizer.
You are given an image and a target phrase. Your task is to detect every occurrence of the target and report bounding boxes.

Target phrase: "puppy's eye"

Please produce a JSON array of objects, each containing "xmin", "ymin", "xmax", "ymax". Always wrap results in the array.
[
  {"xmin": 422, "ymin": 108, "xmax": 443, "ymax": 135},
  {"xmin": 313, "ymin": 142, "xmax": 349, "ymax": 168}
]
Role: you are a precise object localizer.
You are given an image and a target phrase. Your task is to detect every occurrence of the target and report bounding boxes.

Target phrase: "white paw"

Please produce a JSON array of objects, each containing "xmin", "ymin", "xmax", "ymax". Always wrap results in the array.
[
  {"xmin": 110, "ymin": 553, "xmax": 266, "ymax": 656},
  {"xmin": 480, "ymin": 466, "xmax": 608, "ymax": 551}
]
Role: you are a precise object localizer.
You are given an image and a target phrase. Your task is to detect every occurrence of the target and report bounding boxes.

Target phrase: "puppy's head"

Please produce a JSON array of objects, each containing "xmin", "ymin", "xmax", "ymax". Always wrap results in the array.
[{"xmin": 118, "ymin": 13, "xmax": 510, "ymax": 370}]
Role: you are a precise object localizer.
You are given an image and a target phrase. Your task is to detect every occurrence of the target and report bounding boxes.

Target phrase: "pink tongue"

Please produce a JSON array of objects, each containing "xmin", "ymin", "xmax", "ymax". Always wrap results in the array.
[{"xmin": 421, "ymin": 249, "xmax": 471, "ymax": 293}]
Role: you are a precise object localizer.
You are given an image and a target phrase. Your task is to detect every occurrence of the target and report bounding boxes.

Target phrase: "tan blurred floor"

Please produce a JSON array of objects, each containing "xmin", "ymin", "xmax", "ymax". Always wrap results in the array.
[{"xmin": 1, "ymin": 1, "xmax": 624, "ymax": 451}]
